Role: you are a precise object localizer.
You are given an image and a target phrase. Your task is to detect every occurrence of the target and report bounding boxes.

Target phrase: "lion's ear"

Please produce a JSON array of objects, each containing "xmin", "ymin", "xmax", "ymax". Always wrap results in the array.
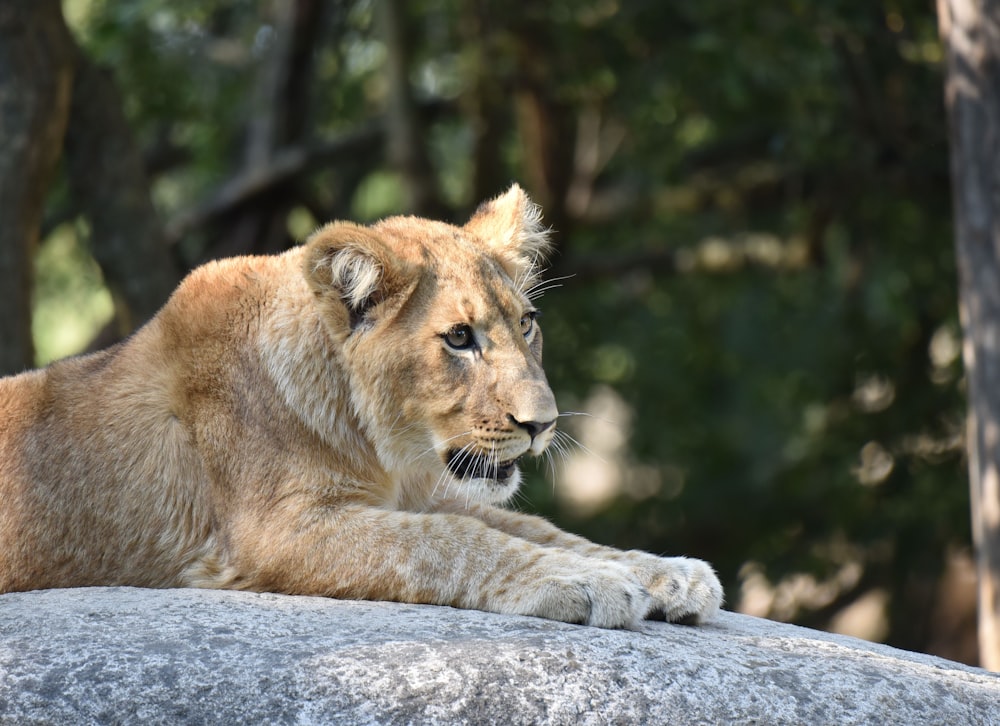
[
  {"xmin": 303, "ymin": 222, "xmax": 403, "ymax": 329},
  {"xmin": 464, "ymin": 184, "xmax": 552, "ymax": 286}
]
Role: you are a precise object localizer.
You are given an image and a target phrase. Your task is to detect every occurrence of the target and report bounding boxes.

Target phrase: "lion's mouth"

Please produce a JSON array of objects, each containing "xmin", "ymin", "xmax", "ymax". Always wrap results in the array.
[{"xmin": 446, "ymin": 450, "xmax": 521, "ymax": 481}]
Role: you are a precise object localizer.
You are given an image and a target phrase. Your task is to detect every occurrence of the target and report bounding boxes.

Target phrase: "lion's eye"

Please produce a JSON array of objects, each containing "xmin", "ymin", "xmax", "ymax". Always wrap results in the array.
[
  {"xmin": 520, "ymin": 311, "xmax": 538, "ymax": 337},
  {"xmin": 443, "ymin": 324, "xmax": 475, "ymax": 350}
]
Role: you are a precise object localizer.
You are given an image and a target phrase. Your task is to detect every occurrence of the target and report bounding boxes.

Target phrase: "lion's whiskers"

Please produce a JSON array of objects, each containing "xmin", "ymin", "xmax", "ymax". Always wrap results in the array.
[
  {"xmin": 552, "ymin": 429, "xmax": 609, "ymax": 466},
  {"xmin": 406, "ymin": 429, "xmax": 476, "ymax": 468},
  {"xmin": 430, "ymin": 440, "xmax": 474, "ymax": 500},
  {"xmin": 557, "ymin": 410, "xmax": 619, "ymax": 427},
  {"xmin": 523, "ymin": 273, "xmax": 574, "ymax": 301}
]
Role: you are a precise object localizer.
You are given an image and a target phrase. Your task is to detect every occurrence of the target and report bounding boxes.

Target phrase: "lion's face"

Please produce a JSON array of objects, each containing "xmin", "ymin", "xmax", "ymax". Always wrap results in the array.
[
  {"xmin": 304, "ymin": 186, "xmax": 558, "ymax": 504},
  {"xmin": 377, "ymin": 234, "xmax": 558, "ymax": 503}
]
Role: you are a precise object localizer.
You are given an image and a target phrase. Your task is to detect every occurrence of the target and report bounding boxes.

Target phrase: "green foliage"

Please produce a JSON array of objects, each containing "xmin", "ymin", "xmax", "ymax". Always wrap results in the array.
[{"xmin": 33, "ymin": 223, "xmax": 114, "ymax": 365}]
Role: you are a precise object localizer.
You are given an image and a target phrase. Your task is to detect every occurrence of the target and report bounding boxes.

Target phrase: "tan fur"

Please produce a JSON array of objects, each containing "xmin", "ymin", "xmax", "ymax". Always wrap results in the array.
[{"xmin": 0, "ymin": 185, "xmax": 722, "ymax": 627}]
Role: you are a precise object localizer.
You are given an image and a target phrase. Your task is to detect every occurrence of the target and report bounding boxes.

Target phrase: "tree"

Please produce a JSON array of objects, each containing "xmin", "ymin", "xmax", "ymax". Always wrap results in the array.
[
  {"xmin": 0, "ymin": 0, "xmax": 179, "ymax": 372},
  {"xmin": 0, "ymin": 0, "xmax": 74, "ymax": 374},
  {"xmin": 938, "ymin": 0, "xmax": 1000, "ymax": 671}
]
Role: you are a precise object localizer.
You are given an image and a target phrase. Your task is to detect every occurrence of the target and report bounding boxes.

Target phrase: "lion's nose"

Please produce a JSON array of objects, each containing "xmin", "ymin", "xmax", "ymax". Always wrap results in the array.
[{"xmin": 509, "ymin": 416, "xmax": 556, "ymax": 440}]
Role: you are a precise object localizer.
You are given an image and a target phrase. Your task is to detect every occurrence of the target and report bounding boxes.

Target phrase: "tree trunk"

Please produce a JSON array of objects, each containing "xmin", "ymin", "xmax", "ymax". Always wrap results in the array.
[
  {"xmin": 509, "ymin": 15, "xmax": 576, "ymax": 249},
  {"xmin": 0, "ymin": 0, "xmax": 74, "ymax": 374},
  {"xmin": 63, "ymin": 48, "xmax": 180, "ymax": 334},
  {"xmin": 377, "ymin": 0, "xmax": 445, "ymax": 218},
  {"xmin": 938, "ymin": 0, "xmax": 1000, "ymax": 670}
]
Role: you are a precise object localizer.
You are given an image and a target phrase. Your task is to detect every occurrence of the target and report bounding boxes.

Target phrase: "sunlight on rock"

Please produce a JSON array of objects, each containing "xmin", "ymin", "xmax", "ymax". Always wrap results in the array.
[{"xmin": 830, "ymin": 589, "xmax": 889, "ymax": 642}]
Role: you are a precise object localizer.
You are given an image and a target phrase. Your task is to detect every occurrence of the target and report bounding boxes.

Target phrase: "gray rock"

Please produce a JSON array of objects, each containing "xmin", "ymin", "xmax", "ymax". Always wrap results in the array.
[{"xmin": 0, "ymin": 587, "xmax": 996, "ymax": 725}]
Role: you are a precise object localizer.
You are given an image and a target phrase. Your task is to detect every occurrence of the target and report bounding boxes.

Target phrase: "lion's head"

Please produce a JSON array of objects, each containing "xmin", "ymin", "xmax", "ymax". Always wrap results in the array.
[{"xmin": 304, "ymin": 185, "xmax": 558, "ymax": 504}]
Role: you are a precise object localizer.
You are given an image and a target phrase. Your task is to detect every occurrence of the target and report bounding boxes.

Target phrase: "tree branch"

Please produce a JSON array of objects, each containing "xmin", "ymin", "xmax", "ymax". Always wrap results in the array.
[{"xmin": 164, "ymin": 126, "xmax": 382, "ymax": 246}]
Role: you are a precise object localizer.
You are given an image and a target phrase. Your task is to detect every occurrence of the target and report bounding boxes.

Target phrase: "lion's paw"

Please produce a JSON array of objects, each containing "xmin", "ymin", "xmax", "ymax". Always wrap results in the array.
[
  {"xmin": 525, "ymin": 557, "xmax": 653, "ymax": 629},
  {"xmin": 622, "ymin": 553, "xmax": 723, "ymax": 624}
]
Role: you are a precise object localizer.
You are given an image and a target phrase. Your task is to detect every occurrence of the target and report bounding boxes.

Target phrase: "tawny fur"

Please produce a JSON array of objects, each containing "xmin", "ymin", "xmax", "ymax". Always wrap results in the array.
[{"xmin": 0, "ymin": 185, "xmax": 722, "ymax": 628}]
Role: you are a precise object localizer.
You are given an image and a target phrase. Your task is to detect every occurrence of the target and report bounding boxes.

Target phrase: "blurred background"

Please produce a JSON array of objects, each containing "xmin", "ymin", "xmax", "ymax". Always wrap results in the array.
[{"xmin": 2, "ymin": 1, "xmax": 976, "ymax": 663}]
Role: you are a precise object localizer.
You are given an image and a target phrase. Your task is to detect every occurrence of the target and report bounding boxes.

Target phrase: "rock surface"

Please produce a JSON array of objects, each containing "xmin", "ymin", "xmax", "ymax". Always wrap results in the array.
[{"xmin": 0, "ymin": 587, "xmax": 997, "ymax": 725}]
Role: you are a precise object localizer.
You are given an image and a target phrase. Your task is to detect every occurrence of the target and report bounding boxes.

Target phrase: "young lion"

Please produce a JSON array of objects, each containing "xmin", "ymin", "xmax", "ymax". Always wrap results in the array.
[{"xmin": 0, "ymin": 186, "xmax": 722, "ymax": 628}]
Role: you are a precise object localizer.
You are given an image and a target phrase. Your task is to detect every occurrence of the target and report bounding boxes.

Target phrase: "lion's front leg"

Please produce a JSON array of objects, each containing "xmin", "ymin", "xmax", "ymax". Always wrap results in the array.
[
  {"xmin": 439, "ymin": 502, "xmax": 723, "ymax": 624},
  {"xmin": 224, "ymin": 502, "xmax": 652, "ymax": 629}
]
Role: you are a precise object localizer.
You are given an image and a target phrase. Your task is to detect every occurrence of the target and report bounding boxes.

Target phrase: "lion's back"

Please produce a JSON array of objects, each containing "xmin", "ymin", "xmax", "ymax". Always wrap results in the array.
[{"xmin": 0, "ymin": 251, "xmax": 308, "ymax": 593}]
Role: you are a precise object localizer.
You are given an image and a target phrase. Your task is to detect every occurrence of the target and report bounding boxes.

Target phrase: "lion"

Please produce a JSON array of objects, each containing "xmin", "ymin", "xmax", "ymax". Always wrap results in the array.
[{"xmin": 0, "ymin": 185, "xmax": 722, "ymax": 628}]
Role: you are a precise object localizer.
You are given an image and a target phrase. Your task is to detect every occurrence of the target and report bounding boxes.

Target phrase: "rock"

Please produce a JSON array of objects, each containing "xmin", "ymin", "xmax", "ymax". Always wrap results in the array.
[{"xmin": 0, "ymin": 587, "xmax": 997, "ymax": 725}]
